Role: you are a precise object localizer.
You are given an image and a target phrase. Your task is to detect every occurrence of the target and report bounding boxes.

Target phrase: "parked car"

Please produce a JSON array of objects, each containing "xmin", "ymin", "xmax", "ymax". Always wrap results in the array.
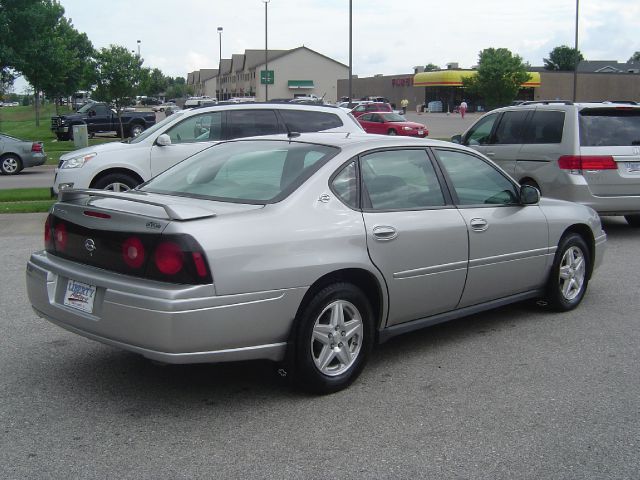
[
  {"xmin": 0, "ymin": 133, "xmax": 46, "ymax": 175},
  {"xmin": 27, "ymin": 133, "xmax": 606, "ymax": 393},
  {"xmin": 451, "ymin": 100, "xmax": 640, "ymax": 227},
  {"xmin": 152, "ymin": 102, "xmax": 176, "ymax": 112},
  {"xmin": 163, "ymin": 105, "xmax": 182, "ymax": 116},
  {"xmin": 51, "ymin": 102, "xmax": 156, "ymax": 141},
  {"xmin": 52, "ymin": 103, "xmax": 364, "ymax": 194},
  {"xmin": 357, "ymin": 112, "xmax": 428, "ymax": 137},
  {"xmin": 184, "ymin": 96, "xmax": 217, "ymax": 108},
  {"xmin": 350, "ymin": 102, "xmax": 393, "ymax": 118}
]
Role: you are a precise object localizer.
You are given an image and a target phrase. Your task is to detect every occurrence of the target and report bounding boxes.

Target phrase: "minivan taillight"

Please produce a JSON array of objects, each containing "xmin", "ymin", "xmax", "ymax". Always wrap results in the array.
[{"xmin": 558, "ymin": 155, "xmax": 617, "ymax": 170}]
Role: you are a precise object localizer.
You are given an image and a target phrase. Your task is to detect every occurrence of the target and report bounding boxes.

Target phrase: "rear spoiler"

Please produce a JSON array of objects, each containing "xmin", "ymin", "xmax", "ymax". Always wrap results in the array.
[{"xmin": 58, "ymin": 189, "xmax": 217, "ymax": 221}]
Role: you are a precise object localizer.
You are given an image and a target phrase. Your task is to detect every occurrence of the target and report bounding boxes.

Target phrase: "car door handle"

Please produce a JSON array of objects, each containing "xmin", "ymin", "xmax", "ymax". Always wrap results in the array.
[
  {"xmin": 372, "ymin": 225, "xmax": 398, "ymax": 241},
  {"xmin": 470, "ymin": 218, "xmax": 489, "ymax": 232}
]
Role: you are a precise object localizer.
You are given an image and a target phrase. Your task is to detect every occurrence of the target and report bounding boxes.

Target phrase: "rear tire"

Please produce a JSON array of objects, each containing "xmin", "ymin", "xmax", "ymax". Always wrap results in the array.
[
  {"xmin": 624, "ymin": 215, "xmax": 640, "ymax": 227},
  {"xmin": 293, "ymin": 283, "xmax": 374, "ymax": 394},
  {"xmin": 129, "ymin": 123, "xmax": 145, "ymax": 137},
  {"xmin": 92, "ymin": 173, "xmax": 139, "ymax": 192},
  {"xmin": 542, "ymin": 233, "xmax": 590, "ymax": 311},
  {"xmin": 0, "ymin": 154, "xmax": 22, "ymax": 175},
  {"xmin": 387, "ymin": 129, "xmax": 397, "ymax": 136}
]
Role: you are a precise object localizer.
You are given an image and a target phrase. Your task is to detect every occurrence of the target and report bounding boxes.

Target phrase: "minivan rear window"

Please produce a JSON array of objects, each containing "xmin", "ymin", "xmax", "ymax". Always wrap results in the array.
[{"xmin": 579, "ymin": 108, "xmax": 640, "ymax": 146}]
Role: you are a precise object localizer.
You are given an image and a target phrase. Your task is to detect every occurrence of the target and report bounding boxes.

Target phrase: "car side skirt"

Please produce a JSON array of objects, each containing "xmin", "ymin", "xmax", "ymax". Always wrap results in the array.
[{"xmin": 378, "ymin": 289, "xmax": 543, "ymax": 343}]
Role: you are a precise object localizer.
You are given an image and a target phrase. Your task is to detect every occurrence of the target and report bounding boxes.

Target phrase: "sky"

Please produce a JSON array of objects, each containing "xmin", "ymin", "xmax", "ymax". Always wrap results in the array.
[{"xmin": 12, "ymin": 0, "xmax": 640, "ymax": 92}]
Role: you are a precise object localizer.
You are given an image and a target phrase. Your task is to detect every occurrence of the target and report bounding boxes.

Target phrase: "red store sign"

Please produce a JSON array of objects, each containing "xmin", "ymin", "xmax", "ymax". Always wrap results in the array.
[{"xmin": 392, "ymin": 77, "xmax": 414, "ymax": 87}]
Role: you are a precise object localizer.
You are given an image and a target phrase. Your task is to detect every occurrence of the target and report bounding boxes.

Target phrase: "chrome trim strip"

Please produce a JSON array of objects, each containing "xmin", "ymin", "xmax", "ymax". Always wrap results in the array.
[
  {"xmin": 468, "ymin": 247, "xmax": 549, "ymax": 268},
  {"xmin": 393, "ymin": 260, "xmax": 468, "ymax": 279}
]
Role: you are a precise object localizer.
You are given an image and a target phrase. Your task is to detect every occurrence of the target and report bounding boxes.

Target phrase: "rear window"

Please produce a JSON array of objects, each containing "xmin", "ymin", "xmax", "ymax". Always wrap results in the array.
[
  {"xmin": 579, "ymin": 108, "xmax": 640, "ymax": 146},
  {"xmin": 142, "ymin": 140, "xmax": 339, "ymax": 204},
  {"xmin": 279, "ymin": 110, "xmax": 344, "ymax": 132}
]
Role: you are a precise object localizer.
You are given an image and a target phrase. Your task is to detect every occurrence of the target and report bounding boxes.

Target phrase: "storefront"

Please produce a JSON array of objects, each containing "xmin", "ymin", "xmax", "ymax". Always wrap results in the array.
[{"xmin": 413, "ymin": 70, "xmax": 541, "ymax": 112}]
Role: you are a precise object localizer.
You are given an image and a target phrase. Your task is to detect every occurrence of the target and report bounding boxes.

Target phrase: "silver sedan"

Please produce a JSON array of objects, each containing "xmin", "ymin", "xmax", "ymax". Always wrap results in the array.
[
  {"xmin": 0, "ymin": 133, "xmax": 46, "ymax": 175},
  {"xmin": 26, "ymin": 133, "xmax": 606, "ymax": 393}
]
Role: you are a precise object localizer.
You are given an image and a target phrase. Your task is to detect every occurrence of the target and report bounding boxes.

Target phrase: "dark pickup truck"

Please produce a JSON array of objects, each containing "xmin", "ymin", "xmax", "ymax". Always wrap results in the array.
[{"xmin": 51, "ymin": 102, "xmax": 156, "ymax": 140}]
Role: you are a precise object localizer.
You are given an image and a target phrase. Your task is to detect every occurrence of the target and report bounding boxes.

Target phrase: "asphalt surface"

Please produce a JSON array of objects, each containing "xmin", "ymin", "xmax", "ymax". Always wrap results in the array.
[{"xmin": 0, "ymin": 213, "xmax": 638, "ymax": 479}]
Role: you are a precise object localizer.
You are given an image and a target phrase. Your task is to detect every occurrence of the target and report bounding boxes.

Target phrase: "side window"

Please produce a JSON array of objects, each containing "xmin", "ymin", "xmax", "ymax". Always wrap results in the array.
[
  {"xmin": 464, "ymin": 113, "xmax": 499, "ymax": 145},
  {"xmin": 436, "ymin": 149, "xmax": 518, "ymax": 206},
  {"xmin": 228, "ymin": 110, "xmax": 281, "ymax": 138},
  {"xmin": 359, "ymin": 114, "xmax": 372, "ymax": 121},
  {"xmin": 354, "ymin": 105, "xmax": 365, "ymax": 113},
  {"xmin": 279, "ymin": 110, "xmax": 343, "ymax": 132},
  {"xmin": 165, "ymin": 112, "xmax": 223, "ymax": 144},
  {"xmin": 331, "ymin": 161, "xmax": 358, "ymax": 209},
  {"xmin": 93, "ymin": 105, "xmax": 109, "ymax": 116},
  {"xmin": 493, "ymin": 110, "xmax": 529, "ymax": 144},
  {"xmin": 523, "ymin": 110, "xmax": 565, "ymax": 144},
  {"xmin": 360, "ymin": 150, "xmax": 446, "ymax": 210}
]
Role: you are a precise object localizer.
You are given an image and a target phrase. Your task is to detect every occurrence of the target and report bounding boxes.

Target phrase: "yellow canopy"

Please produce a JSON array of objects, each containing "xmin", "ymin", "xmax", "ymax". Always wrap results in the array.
[{"xmin": 414, "ymin": 70, "xmax": 541, "ymax": 88}]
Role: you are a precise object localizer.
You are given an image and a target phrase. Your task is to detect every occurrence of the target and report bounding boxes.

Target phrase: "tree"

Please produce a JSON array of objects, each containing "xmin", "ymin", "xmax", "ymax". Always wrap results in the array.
[
  {"xmin": 139, "ymin": 67, "xmax": 167, "ymax": 97},
  {"xmin": 40, "ymin": 17, "xmax": 95, "ymax": 114},
  {"xmin": 2, "ymin": 0, "xmax": 65, "ymax": 125},
  {"xmin": 165, "ymin": 76, "xmax": 191, "ymax": 100},
  {"xmin": 93, "ymin": 45, "xmax": 143, "ymax": 139},
  {"xmin": 424, "ymin": 63, "xmax": 440, "ymax": 71},
  {"xmin": 629, "ymin": 51, "xmax": 640, "ymax": 63},
  {"xmin": 462, "ymin": 48, "xmax": 531, "ymax": 109},
  {"xmin": 544, "ymin": 45, "xmax": 584, "ymax": 71}
]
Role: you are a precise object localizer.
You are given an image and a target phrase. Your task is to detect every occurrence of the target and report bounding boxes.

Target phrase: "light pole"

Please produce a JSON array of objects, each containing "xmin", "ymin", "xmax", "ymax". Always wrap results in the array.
[
  {"xmin": 348, "ymin": 0, "xmax": 352, "ymax": 103},
  {"xmin": 572, "ymin": 0, "xmax": 579, "ymax": 102},
  {"xmin": 217, "ymin": 27, "xmax": 223, "ymax": 63},
  {"xmin": 137, "ymin": 39, "xmax": 141, "ymax": 57},
  {"xmin": 263, "ymin": 0, "xmax": 270, "ymax": 101}
]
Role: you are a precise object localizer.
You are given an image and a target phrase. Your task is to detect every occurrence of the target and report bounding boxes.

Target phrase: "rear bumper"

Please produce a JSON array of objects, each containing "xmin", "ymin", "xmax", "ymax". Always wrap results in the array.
[
  {"xmin": 26, "ymin": 251, "xmax": 306, "ymax": 364},
  {"xmin": 23, "ymin": 153, "xmax": 47, "ymax": 168}
]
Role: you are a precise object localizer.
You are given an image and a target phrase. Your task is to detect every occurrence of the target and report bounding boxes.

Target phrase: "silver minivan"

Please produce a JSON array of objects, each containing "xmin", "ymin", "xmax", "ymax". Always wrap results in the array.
[{"xmin": 452, "ymin": 101, "xmax": 640, "ymax": 227}]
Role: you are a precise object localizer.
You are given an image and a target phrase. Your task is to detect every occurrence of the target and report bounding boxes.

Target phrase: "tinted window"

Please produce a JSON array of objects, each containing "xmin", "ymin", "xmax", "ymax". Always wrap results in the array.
[
  {"xmin": 436, "ymin": 149, "xmax": 518, "ymax": 205},
  {"xmin": 143, "ymin": 141, "xmax": 338, "ymax": 203},
  {"xmin": 228, "ymin": 110, "xmax": 281, "ymax": 138},
  {"xmin": 579, "ymin": 109, "xmax": 640, "ymax": 146},
  {"xmin": 361, "ymin": 150, "xmax": 445, "ymax": 210},
  {"xmin": 359, "ymin": 113, "xmax": 373, "ymax": 121},
  {"xmin": 332, "ymin": 161, "xmax": 358, "ymax": 208},
  {"xmin": 493, "ymin": 110, "xmax": 528, "ymax": 144},
  {"xmin": 280, "ymin": 110, "xmax": 344, "ymax": 132},
  {"xmin": 465, "ymin": 113, "xmax": 499, "ymax": 145},
  {"xmin": 165, "ymin": 112, "xmax": 223, "ymax": 144},
  {"xmin": 93, "ymin": 105, "xmax": 110, "ymax": 116},
  {"xmin": 523, "ymin": 110, "xmax": 565, "ymax": 144}
]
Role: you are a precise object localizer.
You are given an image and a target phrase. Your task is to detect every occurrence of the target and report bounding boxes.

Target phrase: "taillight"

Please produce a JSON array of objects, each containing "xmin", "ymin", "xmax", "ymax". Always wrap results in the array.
[
  {"xmin": 154, "ymin": 241, "xmax": 184, "ymax": 275},
  {"xmin": 192, "ymin": 252, "xmax": 208, "ymax": 278},
  {"xmin": 44, "ymin": 215, "xmax": 53, "ymax": 250},
  {"xmin": 122, "ymin": 237, "xmax": 146, "ymax": 269},
  {"xmin": 54, "ymin": 222, "xmax": 68, "ymax": 252},
  {"xmin": 31, "ymin": 142, "xmax": 43, "ymax": 153},
  {"xmin": 558, "ymin": 155, "xmax": 617, "ymax": 171}
]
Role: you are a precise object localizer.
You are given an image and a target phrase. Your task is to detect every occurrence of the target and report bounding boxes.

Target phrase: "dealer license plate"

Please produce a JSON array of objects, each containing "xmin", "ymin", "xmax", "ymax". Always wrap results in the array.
[
  {"xmin": 626, "ymin": 162, "xmax": 640, "ymax": 173},
  {"xmin": 63, "ymin": 279, "xmax": 96, "ymax": 313}
]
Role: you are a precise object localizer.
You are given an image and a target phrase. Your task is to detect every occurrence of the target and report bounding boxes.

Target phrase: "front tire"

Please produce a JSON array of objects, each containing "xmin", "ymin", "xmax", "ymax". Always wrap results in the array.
[
  {"xmin": 624, "ymin": 215, "xmax": 640, "ymax": 227},
  {"xmin": 92, "ymin": 173, "xmax": 139, "ymax": 192},
  {"xmin": 543, "ymin": 233, "xmax": 590, "ymax": 311},
  {"xmin": 0, "ymin": 154, "xmax": 22, "ymax": 175},
  {"xmin": 293, "ymin": 283, "xmax": 374, "ymax": 394},
  {"xmin": 129, "ymin": 123, "xmax": 145, "ymax": 137}
]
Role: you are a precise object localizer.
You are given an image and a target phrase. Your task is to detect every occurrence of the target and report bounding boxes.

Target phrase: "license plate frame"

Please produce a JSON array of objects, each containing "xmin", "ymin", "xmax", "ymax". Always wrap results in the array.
[{"xmin": 63, "ymin": 279, "xmax": 97, "ymax": 313}]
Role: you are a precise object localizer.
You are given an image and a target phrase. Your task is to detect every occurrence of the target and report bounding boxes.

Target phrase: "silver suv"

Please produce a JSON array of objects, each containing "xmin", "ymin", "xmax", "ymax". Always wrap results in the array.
[{"xmin": 452, "ymin": 101, "xmax": 640, "ymax": 227}]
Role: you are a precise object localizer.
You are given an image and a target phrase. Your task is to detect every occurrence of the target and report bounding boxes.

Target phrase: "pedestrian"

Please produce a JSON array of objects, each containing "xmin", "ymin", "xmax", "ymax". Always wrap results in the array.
[
  {"xmin": 400, "ymin": 98, "xmax": 409, "ymax": 114},
  {"xmin": 459, "ymin": 100, "xmax": 468, "ymax": 119}
]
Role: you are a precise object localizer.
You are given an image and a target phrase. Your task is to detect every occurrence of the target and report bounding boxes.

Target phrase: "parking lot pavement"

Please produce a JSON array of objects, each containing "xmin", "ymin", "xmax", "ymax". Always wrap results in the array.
[
  {"xmin": 403, "ymin": 111, "xmax": 482, "ymax": 139},
  {"xmin": 0, "ymin": 165, "xmax": 55, "ymax": 190},
  {"xmin": 1, "ymin": 214, "xmax": 639, "ymax": 479}
]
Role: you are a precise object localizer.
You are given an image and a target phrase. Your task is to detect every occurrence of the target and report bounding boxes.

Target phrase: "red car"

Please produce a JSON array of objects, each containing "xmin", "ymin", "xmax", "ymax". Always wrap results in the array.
[
  {"xmin": 357, "ymin": 112, "xmax": 429, "ymax": 137},
  {"xmin": 350, "ymin": 102, "xmax": 393, "ymax": 118}
]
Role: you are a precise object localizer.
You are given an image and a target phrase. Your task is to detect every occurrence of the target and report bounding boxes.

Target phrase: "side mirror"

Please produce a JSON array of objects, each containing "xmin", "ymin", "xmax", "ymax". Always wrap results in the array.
[
  {"xmin": 450, "ymin": 134, "xmax": 462, "ymax": 144},
  {"xmin": 520, "ymin": 184, "xmax": 540, "ymax": 205},
  {"xmin": 156, "ymin": 134, "xmax": 171, "ymax": 146}
]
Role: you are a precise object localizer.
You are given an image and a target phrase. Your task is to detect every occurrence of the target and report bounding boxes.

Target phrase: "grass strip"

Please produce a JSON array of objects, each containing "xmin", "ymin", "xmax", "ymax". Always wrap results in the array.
[
  {"xmin": 0, "ymin": 200, "xmax": 54, "ymax": 214},
  {"xmin": 0, "ymin": 188, "xmax": 52, "ymax": 202}
]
